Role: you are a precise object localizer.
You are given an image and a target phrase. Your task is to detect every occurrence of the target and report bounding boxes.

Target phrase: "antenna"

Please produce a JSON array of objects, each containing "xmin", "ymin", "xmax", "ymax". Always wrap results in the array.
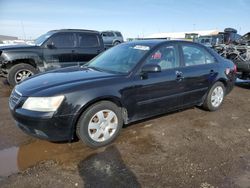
[{"xmin": 21, "ymin": 21, "xmax": 26, "ymax": 40}]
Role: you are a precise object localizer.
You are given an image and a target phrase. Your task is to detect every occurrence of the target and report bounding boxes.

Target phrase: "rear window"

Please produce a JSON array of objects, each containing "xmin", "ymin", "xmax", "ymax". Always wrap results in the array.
[{"xmin": 78, "ymin": 33, "xmax": 100, "ymax": 48}]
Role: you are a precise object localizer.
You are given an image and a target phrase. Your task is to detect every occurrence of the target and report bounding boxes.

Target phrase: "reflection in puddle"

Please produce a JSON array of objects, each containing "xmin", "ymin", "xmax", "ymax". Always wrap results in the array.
[
  {"xmin": 0, "ymin": 140, "xmax": 95, "ymax": 177},
  {"xmin": 78, "ymin": 146, "xmax": 141, "ymax": 188}
]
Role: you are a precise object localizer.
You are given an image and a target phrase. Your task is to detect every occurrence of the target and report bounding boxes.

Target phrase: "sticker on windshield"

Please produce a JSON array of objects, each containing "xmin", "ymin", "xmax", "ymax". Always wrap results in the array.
[{"xmin": 133, "ymin": 45, "xmax": 150, "ymax": 51}]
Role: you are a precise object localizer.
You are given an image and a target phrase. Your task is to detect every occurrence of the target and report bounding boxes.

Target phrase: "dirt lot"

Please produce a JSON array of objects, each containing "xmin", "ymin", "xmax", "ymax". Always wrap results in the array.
[{"xmin": 0, "ymin": 77, "xmax": 250, "ymax": 188}]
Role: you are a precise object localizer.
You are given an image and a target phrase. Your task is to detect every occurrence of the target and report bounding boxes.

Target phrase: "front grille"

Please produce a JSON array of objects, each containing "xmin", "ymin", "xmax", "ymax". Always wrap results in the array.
[{"xmin": 9, "ymin": 89, "xmax": 22, "ymax": 109}]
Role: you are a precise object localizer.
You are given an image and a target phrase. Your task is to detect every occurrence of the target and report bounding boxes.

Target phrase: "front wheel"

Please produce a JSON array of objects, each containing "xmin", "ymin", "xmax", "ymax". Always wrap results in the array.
[
  {"xmin": 76, "ymin": 101, "xmax": 123, "ymax": 148},
  {"xmin": 202, "ymin": 82, "xmax": 225, "ymax": 111},
  {"xmin": 7, "ymin": 63, "xmax": 38, "ymax": 87}
]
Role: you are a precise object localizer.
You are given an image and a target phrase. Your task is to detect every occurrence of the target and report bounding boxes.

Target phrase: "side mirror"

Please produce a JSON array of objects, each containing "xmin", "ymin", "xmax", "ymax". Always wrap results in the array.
[
  {"xmin": 46, "ymin": 43, "xmax": 55, "ymax": 49},
  {"xmin": 141, "ymin": 64, "xmax": 161, "ymax": 73}
]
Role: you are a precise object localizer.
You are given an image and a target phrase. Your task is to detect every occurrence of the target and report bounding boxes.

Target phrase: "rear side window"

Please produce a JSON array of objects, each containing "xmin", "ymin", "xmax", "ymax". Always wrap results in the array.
[
  {"xmin": 102, "ymin": 32, "xmax": 115, "ymax": 37},
  {"xmin": 182, "ymin": 44, "xmax": 216, "ymax": 66},
  {"xmin": 106, "ymin": 32, "xmax": 114, "ymax": 37},
  {"xmin": 78, "ymin": 33, "xmax": 100, "ymax": 47},
  {"xmin": 115, "ymin": 32, "xmax": 122, "ymax": 37},
  {"xmin": 50, "ymin": 33, "xmax": 75, "ymax": 48}
]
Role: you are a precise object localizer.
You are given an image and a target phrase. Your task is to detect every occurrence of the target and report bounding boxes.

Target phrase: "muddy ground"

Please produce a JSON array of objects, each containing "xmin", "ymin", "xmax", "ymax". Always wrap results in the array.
[{"xmin": 0, "ymin": 77, "xmax": 250, "ymax": 188}]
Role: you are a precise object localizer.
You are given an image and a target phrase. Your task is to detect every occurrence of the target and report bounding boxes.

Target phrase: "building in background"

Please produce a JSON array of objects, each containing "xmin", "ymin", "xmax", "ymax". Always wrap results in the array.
[
  {"xmin": 0, "ymin": 35, "xmax": 18, "ymax": 43},
  {"xmin": 0, "ymin": 35, "xmax": 29, "ymax": 46},
  {"xmin": 145, "ymin": 30, "xmax": 219, "ymax": 41}
]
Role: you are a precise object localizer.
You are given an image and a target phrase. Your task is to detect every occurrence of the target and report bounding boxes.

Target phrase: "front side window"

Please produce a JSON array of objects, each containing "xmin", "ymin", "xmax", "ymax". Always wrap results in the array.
[
  {"xmin": 145, "ymin": 45, "xmax": 179, "ymax": 70},
  {"xmin": 78, "ymin": 33, "xmax": 99, "ymax": 47},
  {"xmin": 182, "ymin": 45, "xmax": 216, "ymax": 66},
  {"xmin": 102, "ymin": 32, "xmax": 108, "ymax": 37},
  {"xmin": 49, "ymin": 33, "xmax": 75, "ymax": 48}
]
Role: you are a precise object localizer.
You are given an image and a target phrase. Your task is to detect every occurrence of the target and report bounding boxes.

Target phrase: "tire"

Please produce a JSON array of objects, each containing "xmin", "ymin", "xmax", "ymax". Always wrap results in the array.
[
  {"xmin": 202, "ymin": 82, "xmax": 225, "ymax": 111},
  {"xmin": 7, "ymin": 63, "xmax": 38, "ymax": 87},
  {"xmin": 76, "ymin": 101, "xmax": 123, "ymax": 148},
  {"xmin": 113, "ymin": 41, "xmax": 120, "ymax": 46}
]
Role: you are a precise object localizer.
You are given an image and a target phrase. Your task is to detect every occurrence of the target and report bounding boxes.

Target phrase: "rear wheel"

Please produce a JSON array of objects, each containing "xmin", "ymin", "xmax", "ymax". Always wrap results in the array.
[
  {"xmin": 202, "ymin": 82, "xmax": 225, "ymax": 111},
  {"xmin": 7, "ymin": 63, "xmax": 37, "ymax": 87},
  {"xmin": 113, "ymin": 41, "xmax": 120, "ymax": 46},
  {"xmin": 76, "ymin": 101, "xmax": 123, "ymax": 148}
]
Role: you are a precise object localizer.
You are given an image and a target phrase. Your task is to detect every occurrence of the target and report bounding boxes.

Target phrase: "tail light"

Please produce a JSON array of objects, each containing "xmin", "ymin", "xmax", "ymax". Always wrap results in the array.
[
  {"xmin": 233, "ymin": 64, "xmax": 237, "ymax": 73},
  {"xmin": 225, "ymin": 68, "xmax": 230, "ymax": 75},
  {"xmin": 225, "ymin": 64, "xmax": 237, "ymax": 75}
]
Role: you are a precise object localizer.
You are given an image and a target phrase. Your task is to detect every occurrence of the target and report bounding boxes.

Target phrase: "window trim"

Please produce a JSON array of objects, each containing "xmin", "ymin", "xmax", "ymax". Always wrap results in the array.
[{"xmin": 140, "ymin": 43, "xmax": 181, "ymax": 72}]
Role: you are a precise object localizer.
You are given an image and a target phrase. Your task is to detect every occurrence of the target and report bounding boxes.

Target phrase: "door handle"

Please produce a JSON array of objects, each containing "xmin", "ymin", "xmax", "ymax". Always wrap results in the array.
[
  {"xmin": 176, "ymin": 71, "xmax": 184, "ymax": 81},
  {"xmin": 210, "ymin": 69, "xmax": 215, "ymax": 75}
]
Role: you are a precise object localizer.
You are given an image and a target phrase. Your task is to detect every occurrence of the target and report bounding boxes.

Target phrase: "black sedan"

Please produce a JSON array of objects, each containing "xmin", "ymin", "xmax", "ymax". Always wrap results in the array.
[{"xmin": 9, "ymin": 40, "xmax": 236, "ymax": 147}]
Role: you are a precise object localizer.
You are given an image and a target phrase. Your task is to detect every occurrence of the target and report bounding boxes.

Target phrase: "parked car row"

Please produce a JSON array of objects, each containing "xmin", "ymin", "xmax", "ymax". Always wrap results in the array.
[
  {"xmin": 9, "ymin": 40, "xmax": 236, "ymax": 147},
  {"xmin": 0, "ymin": 29, "xmax": 124, "ymax": 86}
]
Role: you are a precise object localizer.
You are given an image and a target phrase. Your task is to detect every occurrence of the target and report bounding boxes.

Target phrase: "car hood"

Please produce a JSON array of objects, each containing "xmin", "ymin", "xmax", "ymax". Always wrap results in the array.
[
  {"xmin": 0, "ymin": 44, "xmax": 37, "ymax": 50},
  {"xmin": 15, "ymin": 66, "xmax": 123, "ymax": 96}
]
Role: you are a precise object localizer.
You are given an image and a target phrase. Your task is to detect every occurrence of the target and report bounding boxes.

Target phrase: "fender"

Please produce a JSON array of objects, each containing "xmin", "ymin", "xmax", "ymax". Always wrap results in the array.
[{"xmin": 1, "ymin": 50, "xmax": 44, "ymax": 72}]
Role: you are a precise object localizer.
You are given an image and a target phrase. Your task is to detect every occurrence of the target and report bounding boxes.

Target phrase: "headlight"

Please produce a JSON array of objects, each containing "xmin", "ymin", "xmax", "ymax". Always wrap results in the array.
[{"xmin": 22, "ymin": 96, "xmax": 64, "ymax": 112}]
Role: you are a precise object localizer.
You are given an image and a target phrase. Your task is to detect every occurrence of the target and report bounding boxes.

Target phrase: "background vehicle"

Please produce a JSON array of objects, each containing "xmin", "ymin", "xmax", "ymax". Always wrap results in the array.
[
  {"xmin": 213, "ymin": 29, "xmax": 250, "ymax": 81},
  {"xmin": 9, "ymin": 40, "xmax": 236, "ymax": 148},
  {"xmin": 197, "ymin": 34, "xmax": 224, "ymax": 48},
  {"xmin": 101, "ymin": 31, "xmax": 124, "ymax": 48},
  {"xmin": 0, "ymin": 29, "xmax": 104, "ymax": 86}
]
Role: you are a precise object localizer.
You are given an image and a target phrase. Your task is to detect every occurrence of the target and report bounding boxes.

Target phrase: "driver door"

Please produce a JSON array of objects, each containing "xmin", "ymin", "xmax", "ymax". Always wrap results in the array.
[
  {"xmin": 133, "ymin": 44, "xmax": 183, "ymax": 119},
  {"xmin": 43, "ymin": 32, "xmax": 76, "ymax": 70}
]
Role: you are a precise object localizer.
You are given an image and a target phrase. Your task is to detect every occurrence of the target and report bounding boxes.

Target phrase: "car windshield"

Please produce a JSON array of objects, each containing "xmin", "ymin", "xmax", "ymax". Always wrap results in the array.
[
  {"xmin": 87, "ymin": 43, "xmax": 150, "ymax": 74},
  {"xmin": 34, "ymin": 32, "xmax": 54, "ymax": 46}
]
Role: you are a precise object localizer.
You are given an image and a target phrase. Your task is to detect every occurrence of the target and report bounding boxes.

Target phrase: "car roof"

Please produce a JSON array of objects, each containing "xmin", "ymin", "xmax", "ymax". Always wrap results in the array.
[
  {"xmin": 102, "ymin": 30, "xmax": 121, "ymax": 33},
  {"xmin": 49, "ymin": 29, "xmax": 100, "ymax": 34},
  {"xmin": 125, "ymin": 39, "xmax": 196, "ymax": 48}
]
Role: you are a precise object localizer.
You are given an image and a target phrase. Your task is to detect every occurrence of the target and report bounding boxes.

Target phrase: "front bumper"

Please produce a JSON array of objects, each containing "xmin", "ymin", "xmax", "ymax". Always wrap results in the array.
[{"xmin": 10, "ymin": 108, "xmax": 76, "ymax": 142}]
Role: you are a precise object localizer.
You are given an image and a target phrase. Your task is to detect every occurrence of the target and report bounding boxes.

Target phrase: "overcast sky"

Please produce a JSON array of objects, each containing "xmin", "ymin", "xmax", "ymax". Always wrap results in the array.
[{"xmin": 0, "ymin": 0, "xmax": 250, "ymax": 39}]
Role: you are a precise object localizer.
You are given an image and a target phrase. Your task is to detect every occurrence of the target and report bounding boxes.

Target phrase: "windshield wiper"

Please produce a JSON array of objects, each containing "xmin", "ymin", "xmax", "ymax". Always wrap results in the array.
[{"xmin": 87, "ymin": 66, "xmax": 104, "ymax": 72}]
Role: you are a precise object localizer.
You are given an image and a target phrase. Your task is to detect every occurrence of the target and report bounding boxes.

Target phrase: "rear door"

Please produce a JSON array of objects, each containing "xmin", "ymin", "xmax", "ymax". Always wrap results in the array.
[
  {"xmin": 178, "ymin": 43, "xmax": 219, "ymax": 106},
  {"xmin": 43, "ymin": 32, "xmax": 76, "ymax": 70},
  {"xmin": 101, "ymin": 32, "xmax": 114, "ymax": 47},
  {"xmin": 75, "ymin": 32, "xmax": 102, "ymax": 66}
]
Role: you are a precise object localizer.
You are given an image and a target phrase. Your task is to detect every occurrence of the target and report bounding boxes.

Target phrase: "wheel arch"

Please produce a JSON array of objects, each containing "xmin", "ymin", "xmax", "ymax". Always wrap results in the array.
[
  {"xmin": 6, "ymin": 58, "xmax": 37, "ymax": 69},
  {"xmin": 112, "ymin": 40, "xmax": 121, "ymax": 45},
  {"xmin": 70, "ymin": 96, "xmax": 128, "ymax": 140}
]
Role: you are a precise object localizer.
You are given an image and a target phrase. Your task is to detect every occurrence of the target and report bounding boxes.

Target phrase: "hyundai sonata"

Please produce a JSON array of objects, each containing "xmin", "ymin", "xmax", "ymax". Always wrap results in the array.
[{"xmin": 9, "ymin": 40, "xmax": 236, "ymax": 147}]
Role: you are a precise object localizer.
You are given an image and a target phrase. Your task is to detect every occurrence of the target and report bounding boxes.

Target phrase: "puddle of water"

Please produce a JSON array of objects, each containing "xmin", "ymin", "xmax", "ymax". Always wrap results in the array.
[
  {"xmin": 0, "ymin": 140, "xmax": 95, "ymax": 177},
  {"xmin": 0, "ymin": 147, "xmax": 18, "ymax": 177},
  {"xmin": 234, "ymin": 171, "xmax": 250, "ymax": 188}
]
